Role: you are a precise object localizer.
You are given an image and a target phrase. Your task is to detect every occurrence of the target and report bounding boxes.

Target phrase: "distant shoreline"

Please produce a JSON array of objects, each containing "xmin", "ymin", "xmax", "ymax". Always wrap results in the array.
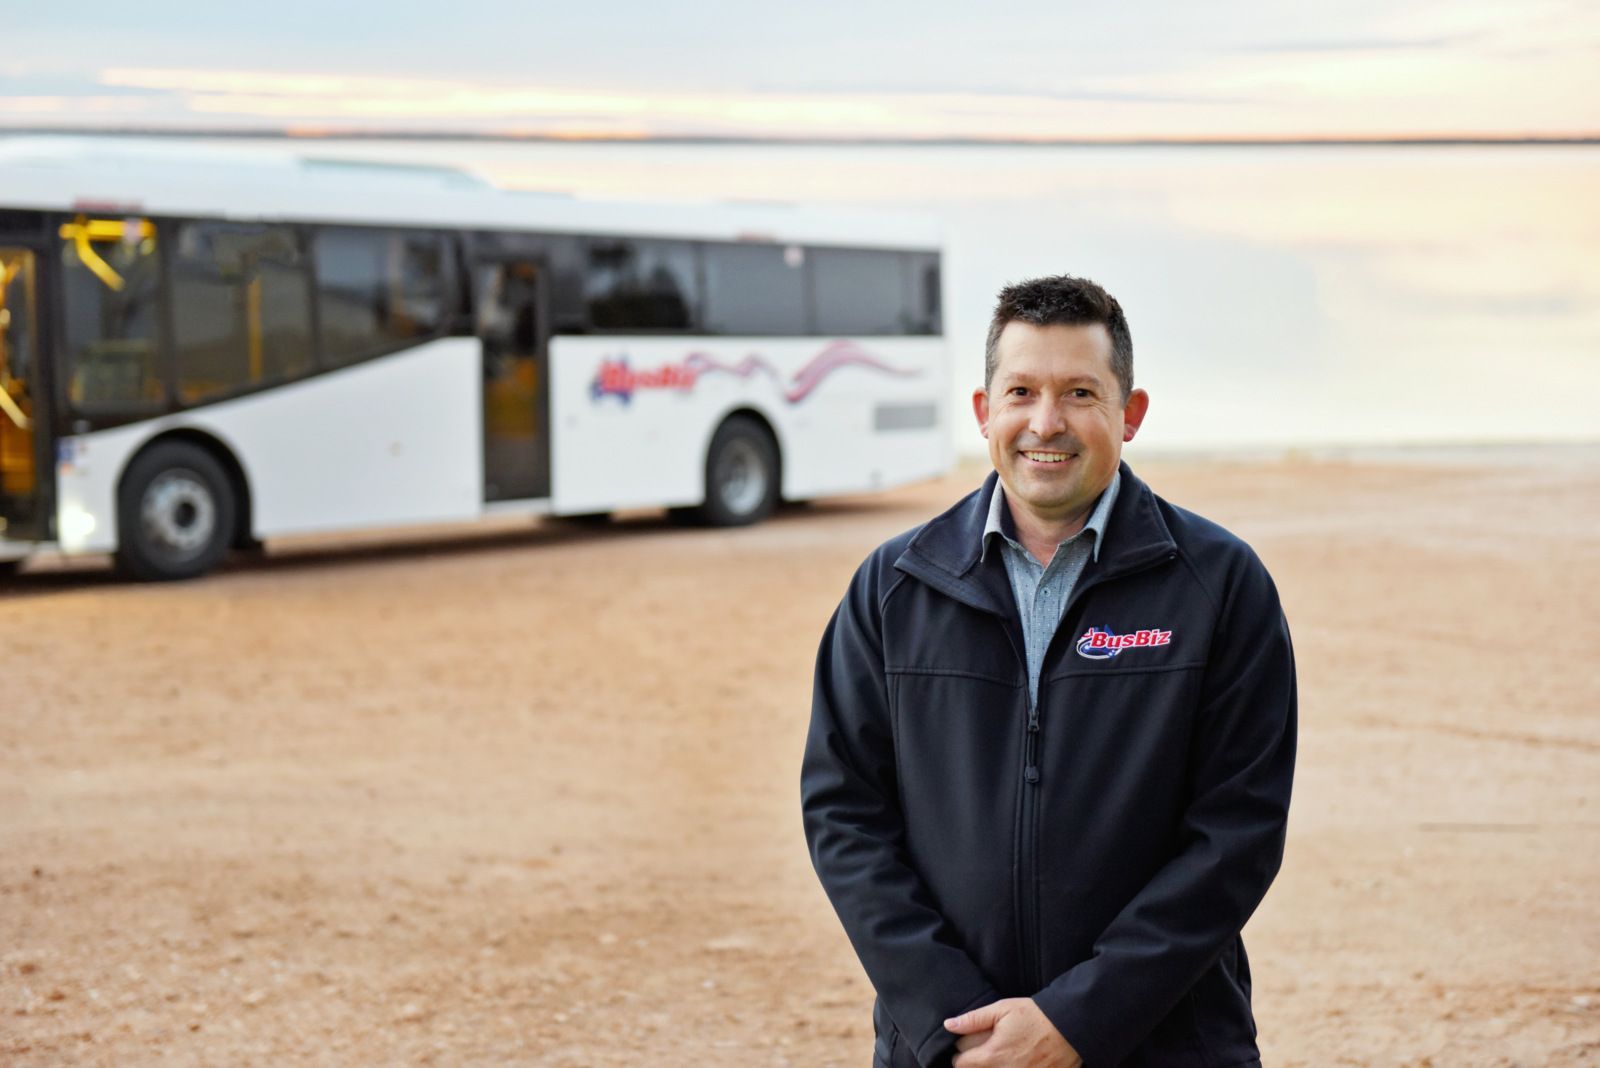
[
  {"xmin": 2, "ymin": 127, "xmax": 1597, "ymax": 148},
  {"xmin": 950, "ymin": 441, "xmax": 1600, "ymax": 470},
  {"xmin": 1103, "ymin": 441, "xmax": 1600, "ymax": 470}
]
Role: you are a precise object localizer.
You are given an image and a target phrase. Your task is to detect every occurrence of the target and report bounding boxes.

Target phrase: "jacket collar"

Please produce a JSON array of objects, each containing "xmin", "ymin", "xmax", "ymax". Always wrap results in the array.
[
  {"xmin": 895, "ymin": 462, "xmax": 1178, "ymax": 618},
  {"xmin": 982, "ymin": 470, "xmax": 1120, "ymax": 565}
]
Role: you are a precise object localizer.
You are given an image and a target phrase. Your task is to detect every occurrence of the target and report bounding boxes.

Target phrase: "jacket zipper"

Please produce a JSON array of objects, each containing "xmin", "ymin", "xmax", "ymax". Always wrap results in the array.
[
  {"xmin": 1017, "ymin": 548, "xmax": 1179, "ymax": 991},
  {"xmin": 1017, "ymin": 693, "xmax": 1043, "ymax": 990}
]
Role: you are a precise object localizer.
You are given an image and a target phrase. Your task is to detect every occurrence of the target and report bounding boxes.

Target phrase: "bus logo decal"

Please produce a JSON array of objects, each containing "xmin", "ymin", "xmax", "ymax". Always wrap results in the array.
[
  {"xmin": 590, "ymin": 358, "xmax": 700, "ymax": 403},
  {"xmin": 591, "ymin": 340, "xmax": 920, "ymax": 405}
]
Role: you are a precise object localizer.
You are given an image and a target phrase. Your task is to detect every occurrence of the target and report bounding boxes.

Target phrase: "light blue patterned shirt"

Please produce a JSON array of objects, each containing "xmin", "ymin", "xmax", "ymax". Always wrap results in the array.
[{"xmin": 981, "ymin": 472, "xmax": 1121, "ymax": 711}]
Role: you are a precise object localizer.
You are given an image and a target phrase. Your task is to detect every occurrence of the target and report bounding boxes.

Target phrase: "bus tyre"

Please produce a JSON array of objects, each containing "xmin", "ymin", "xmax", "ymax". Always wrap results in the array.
[
  {"xmin": 698, "ymin": 417, "xmax": 779, "ymax": 527},
  {"xmin": 115, "ymin": 442, "xmax": 237, "ymax": 582}
]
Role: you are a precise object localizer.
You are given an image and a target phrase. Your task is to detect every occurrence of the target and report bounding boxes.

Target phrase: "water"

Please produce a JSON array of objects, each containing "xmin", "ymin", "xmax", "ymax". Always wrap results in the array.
[{"xmin": 30, "ymin": 136, "xmax": 1600, "ymax": 454}]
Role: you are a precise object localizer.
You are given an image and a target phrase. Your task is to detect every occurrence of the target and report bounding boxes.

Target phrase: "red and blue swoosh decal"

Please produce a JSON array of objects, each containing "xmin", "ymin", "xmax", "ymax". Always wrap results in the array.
[{"xmin": 591, "ymin": 340, "xmax": 920, "ymax": 405}]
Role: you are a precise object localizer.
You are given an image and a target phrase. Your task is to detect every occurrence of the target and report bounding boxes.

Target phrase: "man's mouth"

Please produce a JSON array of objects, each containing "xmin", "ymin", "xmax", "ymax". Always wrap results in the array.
[{"xmin": 1021, "ymin": 450, "xmax": 1075, "ymax": 464}]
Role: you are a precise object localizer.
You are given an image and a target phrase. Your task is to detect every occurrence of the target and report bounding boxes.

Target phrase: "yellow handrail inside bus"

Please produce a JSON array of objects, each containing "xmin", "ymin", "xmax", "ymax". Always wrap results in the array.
[
  {"xmin": 57, "ymin": 217, "xmax": 157, "ymax": 293},
  {"xmin": 247, "ymin": 275, "xmax": 263, "ymax": 382},
  {"xmin": 0, "ymin": 257, "xmax": 29, "ymax": 430},
  {"xmin": 0, "ymin": 387, "xmax": 28, "ymax": 430}
]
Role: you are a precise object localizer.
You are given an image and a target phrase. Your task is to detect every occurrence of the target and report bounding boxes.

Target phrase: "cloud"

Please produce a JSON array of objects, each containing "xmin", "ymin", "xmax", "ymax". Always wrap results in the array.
[
  {"xmin": 0, "ymin": 95, "xmax": 154, "ymax": 116},
  {"xmin": 1238, "ymin": 32, "xmax": 1480, "ymax": 53},
  {"xmin": 750, "ymin": 81, "xmax": 1255, "ymax": 108},
  {"xmin": 89, "ymin": 67, "xmax": 1254, "ymax": 139},
  {"xmin": 0, "ymin": 24, "xmax": 1586, "ymax": 142}
]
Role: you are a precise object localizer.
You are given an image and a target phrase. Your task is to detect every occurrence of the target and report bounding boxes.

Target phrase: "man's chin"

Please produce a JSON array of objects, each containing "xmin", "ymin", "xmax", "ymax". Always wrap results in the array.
[{"xmin": 1008, "ymin": 488, "xmax": 1086, "ymax": 516}]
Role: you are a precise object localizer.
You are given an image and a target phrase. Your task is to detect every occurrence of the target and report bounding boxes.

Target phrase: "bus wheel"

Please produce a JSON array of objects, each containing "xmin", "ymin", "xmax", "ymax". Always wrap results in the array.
[
  {"xmin": 115, "ymin": 441, "xmax": 237, "ymax": 581},
  {"xmin": 698, "ymin": 416, "xmax": 779, "ymax": 527}
]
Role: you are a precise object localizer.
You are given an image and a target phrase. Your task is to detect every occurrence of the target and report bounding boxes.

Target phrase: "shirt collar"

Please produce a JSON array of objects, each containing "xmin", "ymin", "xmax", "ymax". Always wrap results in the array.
[{"xmin": 981, "ymin": 470, "xmax": 1122, "ymax": 564}]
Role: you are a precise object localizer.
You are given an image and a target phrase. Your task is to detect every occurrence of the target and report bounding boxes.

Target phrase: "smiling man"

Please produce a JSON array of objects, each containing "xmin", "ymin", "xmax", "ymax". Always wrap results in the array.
[{"xmin": 802, "ymin": 275, "xmax": 1297, "ymax": 1067}]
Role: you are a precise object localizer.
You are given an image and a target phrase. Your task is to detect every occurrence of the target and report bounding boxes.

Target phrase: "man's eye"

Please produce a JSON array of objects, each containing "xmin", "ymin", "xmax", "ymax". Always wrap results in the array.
[
  {"xmin": 1009, "ymin": 387, "xmax": 1029, "ymax": 397},
  {"xmin": 1072, "ymin": 389, "xmax": 1093, "ymax": 399}
]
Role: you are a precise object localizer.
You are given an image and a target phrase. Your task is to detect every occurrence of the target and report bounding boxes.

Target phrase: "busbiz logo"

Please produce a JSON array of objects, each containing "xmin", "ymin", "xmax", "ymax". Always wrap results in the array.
[{"xmin": 1075, "ymin": 626, "xmax": 1174, "ymax": 660}]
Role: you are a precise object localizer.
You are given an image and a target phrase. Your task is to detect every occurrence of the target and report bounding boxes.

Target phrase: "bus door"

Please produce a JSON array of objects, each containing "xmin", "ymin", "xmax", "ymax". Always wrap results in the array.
[
  {"xmin": 476, "ymin": 258, "xmax": 550, "ymax": 502},
  {"xmin": 0, "ymin": 245, "xmax": 48, "ymax": 542}
]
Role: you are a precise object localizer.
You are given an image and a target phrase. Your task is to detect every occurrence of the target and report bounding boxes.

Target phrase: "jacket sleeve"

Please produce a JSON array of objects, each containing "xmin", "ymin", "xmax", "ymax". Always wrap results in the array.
[
  {"xmin": 1032, "ymin": 550, "xmax": 1297, "ymax": 1067},
  {"xmin": 801, "ymin": 555, "xmax": 1002, "ymax": 1067}
]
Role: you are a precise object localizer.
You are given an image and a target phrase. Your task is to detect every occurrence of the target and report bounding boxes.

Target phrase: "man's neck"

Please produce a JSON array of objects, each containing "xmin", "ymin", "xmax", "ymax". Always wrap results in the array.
[{"xmin": 1007, "ymin": 499, "xmax": 1092, "ymax": 568}]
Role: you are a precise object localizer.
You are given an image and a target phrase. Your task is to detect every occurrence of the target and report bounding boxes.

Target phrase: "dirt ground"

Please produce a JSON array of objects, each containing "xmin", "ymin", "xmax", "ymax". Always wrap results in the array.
[{"xmin": 4, "ymin": 452, "xmax": 1598, "ymax": 1066}]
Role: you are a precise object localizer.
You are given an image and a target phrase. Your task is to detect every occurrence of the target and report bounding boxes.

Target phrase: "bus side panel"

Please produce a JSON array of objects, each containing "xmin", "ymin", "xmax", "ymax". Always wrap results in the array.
[
  {"xmin": 54, "ymin": 340, "xmax": 484, "ymax": 553},
  {"xmin": 769, "ymin": 337, "xmax": 950, "ymax": 501},
  {"xmin": 548, "ymin": 336, "xmax": 949, "ymax": 515},
  {"xmin": 548, "ymin": 337, "xmax": 710, "ymax": 515}
]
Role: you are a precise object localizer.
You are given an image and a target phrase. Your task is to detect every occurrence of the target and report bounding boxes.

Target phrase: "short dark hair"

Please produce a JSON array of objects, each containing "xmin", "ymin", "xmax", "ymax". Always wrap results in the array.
[{"xmin": 984, "ymin": 275, "xmax": 1133, "ymax": 399}]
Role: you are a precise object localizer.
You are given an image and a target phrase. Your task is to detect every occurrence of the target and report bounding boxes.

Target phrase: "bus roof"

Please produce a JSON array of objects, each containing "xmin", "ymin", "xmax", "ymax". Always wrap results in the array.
[{"xmin": 0, "ymin": 137, "xmax": 941, "ymax": 252}]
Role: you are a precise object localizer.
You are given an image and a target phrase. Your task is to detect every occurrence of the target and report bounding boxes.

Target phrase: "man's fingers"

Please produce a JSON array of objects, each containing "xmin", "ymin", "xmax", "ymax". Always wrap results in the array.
[
  {"xmin": 944, "ymin": 1001, "xmax": 1004, "ymax": 1034},
  {"xmin": 952, "ymin": 1045, "xmax": 992, "ymax": 1068},
  {"xmin": 953, "ymin": 1030, "xmax": 992, "ymax": 1053}
]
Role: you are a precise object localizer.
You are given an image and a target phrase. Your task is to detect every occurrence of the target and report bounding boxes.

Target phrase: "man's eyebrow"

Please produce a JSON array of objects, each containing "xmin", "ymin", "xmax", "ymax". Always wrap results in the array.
[{"xmin": 997, "ymin": 372, "xmax": 1106, "ymax": 389}]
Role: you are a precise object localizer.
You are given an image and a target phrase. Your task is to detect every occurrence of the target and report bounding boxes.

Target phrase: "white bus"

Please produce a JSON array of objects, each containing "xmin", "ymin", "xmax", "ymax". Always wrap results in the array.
[{"xmin": 0, "ymin": 140, "xmax": 949, "ymax": 580}]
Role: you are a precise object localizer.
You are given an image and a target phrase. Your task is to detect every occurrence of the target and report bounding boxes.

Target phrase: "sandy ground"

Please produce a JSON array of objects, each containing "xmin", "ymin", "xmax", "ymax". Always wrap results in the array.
[{"xmin": 4, "ymin": 452, "xmax": 1598, "ymax": 1067}]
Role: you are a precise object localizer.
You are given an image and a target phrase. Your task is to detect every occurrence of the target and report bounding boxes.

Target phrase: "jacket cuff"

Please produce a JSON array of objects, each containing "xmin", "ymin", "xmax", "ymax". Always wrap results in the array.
[
  {"xmin": 914, "ymin": 988, "xmax": 1001, "ymax": 1068},
  {"xmin": 1031, "ymin": 986, "xmax": 1113, "ymax": 1068}
]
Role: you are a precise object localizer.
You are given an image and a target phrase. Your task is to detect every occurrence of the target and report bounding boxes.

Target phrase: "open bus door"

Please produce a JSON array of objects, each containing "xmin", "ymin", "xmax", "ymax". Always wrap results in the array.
[
  {"xmin": 0, "ymin": 244, "xmax": 49, "ymax": 547},
  {"xmin": 476, "ymin": 257, "xmax": 551, "ymax": 503}
]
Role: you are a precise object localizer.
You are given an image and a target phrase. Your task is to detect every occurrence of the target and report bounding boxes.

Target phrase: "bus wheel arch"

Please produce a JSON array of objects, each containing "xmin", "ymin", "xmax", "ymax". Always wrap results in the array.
[
  {"xmin": 114, "ymin": 430, "xmax": 253, "ymax": 581},
  {"xmin": 691, "ymin": 409, "xmax": 782, "ymax": 527}
]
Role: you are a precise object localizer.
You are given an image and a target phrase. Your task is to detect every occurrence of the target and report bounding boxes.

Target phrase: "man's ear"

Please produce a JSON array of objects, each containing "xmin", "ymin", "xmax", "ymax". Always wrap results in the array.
[
  {"xmin": 972, "ymin": 387, "xmax": 991, "ymax": 438},
  {"xmin": 1122, "ymin": 388, "xmax": 1150, "ymax": 443}
]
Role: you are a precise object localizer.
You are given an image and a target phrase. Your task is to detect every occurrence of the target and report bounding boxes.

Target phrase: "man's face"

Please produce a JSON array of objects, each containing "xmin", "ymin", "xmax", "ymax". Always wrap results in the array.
[{"xmin": 973, "ymin": 321, "xmax": 1149, "ymax": 528}]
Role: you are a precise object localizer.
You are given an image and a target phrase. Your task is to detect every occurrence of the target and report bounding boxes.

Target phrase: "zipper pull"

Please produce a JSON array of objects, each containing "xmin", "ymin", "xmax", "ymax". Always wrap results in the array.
[{"xmin": 1025, "ymin": 714, "xmax": 1040, "ymax": 784}]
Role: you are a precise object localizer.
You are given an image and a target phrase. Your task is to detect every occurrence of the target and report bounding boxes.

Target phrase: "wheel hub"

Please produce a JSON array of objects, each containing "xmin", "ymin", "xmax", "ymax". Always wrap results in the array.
[
  {"xmin": 716, "ymin": 439, "xmax": 767, "ymax": 516},
  {"xmin": 141, "ymin": 470, "xmax": 216, "ymax": 555}
]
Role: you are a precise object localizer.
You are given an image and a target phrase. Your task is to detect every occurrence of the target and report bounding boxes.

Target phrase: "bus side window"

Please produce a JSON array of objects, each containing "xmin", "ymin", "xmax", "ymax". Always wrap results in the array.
[
  {"xmin": 173, "ymin": 222, "xmax": 314, "ymax": 404},
  {"xmin": 541, "ymin": 235, "xmax": 588, "ymax": 334},
  {"xmin": 811, "ymin": 247, "xmax": 909, "ymax": 337},
  {"xmin": 905, "ymin": 251, "xmax": 942, "ymax": 335},
  {"xmin": 313, "ymin": 227, "xmax": 448, "ymax": 366},
  {"xmin": 584, "ymin": 238, "xmax": 699, "ymax": 332},
  {"xmin": 701, "ymin": 243, "xmax": 806, "ymax": 337},
  {"xmin": 59, "ymin": 216, "xmax": 166, "ymax": 414}
]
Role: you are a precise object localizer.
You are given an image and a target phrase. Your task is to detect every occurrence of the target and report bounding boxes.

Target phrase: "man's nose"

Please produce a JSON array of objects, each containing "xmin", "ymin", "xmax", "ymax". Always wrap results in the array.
[{"xmin": 1029, "ymin": 400, "xmax": 1067, "ymax": 441}]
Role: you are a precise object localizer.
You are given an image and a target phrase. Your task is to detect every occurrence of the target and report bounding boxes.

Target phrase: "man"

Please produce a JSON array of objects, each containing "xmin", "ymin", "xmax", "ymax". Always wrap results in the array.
[{"xmin": 801, "ymin": 275, "xmax": 1296, "ymax": 1067}]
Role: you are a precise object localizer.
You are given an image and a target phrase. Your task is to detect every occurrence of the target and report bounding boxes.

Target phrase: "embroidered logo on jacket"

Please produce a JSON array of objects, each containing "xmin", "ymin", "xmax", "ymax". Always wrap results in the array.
[{"xmin": 1075, "ymin": 625, "xmax": 1173, "ymax": 660}]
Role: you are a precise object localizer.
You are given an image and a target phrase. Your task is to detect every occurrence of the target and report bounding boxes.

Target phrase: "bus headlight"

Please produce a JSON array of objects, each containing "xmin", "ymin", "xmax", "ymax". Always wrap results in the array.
[{"xmin": 59, "ymin": 506, "xmax": 97, "ymax": 550}]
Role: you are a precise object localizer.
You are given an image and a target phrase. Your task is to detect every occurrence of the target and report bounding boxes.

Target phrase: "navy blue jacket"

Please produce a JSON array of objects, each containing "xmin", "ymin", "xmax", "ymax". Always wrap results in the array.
[{"xmin": 801, "ymin": 464, "xmax": 1296, "ymax": 1067}]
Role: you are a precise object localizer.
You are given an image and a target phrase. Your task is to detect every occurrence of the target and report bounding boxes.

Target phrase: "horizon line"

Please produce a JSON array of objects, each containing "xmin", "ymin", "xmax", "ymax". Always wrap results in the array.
[{"xmin": 2, "ymin": 125, "xmax": 1598, "ymax": 148}]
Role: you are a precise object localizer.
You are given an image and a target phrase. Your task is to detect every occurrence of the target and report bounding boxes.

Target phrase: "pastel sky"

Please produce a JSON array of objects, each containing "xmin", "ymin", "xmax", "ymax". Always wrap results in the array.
[{"xmin": 3, "ymin": 0, "xmax": 1597, "ymax": 139}]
